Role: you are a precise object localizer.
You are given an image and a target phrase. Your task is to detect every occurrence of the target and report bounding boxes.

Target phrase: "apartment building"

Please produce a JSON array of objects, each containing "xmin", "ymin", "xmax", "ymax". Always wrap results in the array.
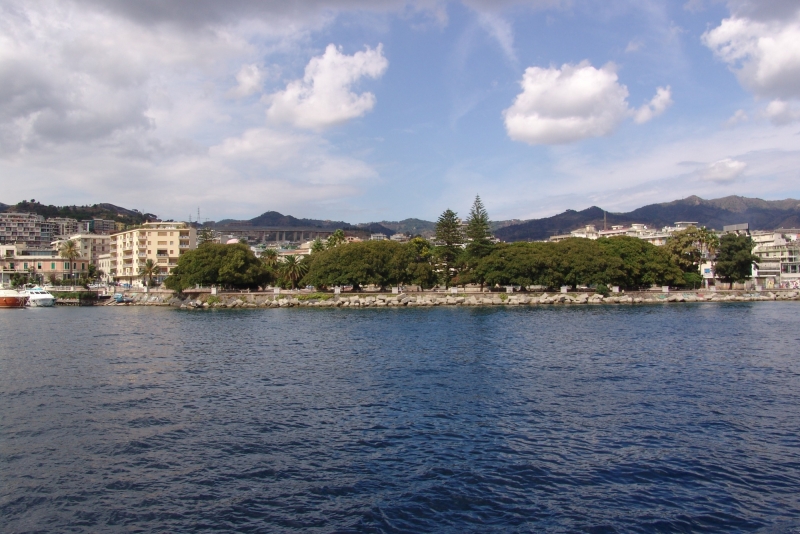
[
  {"xmin": 0, "ymin": 244, "xmax": 90, "ymax": 286},
  {"xmin": 52, "ymin": 234, "xmax": 111, "ymax": 266},
  {"xmin": 752, "ymin": 230, "xmax": 800, "ymax": 289},
  {"xmin": 0, "ymin": 212, "xmax": 51, "ymax": 248},
  {"xmin": 80, "ymin": 218, "xmax": 117, "ymax": 235},
  {"xmin": 48, "ymin": 217, "xmax": 81, "ymax": 238},
  {"xmin": 109, "ymin": 222, "xmax": 196, "ymax": 286}
]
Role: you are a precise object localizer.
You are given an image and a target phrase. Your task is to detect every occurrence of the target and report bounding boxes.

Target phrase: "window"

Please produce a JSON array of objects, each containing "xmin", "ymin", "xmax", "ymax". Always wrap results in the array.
[
  {"xmin": 37, "ymin": 263, "xmax": 42, "ymax": 269},
  {"xmin": 64, "ymin": 262, "xmax": 69, "ymax": 269},
  {"xmin": 51, "ymin": 263, "xmax": 55, "ymax": 270}
]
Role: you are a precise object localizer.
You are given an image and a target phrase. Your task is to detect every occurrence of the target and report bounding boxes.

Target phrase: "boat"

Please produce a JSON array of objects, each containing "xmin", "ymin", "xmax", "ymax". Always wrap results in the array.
[
  {"xmin": 21, "ymin": 286, "xmax": 56, "ymax": 307},
  {"xmin": 0, "ymin": 288, "xmax": 28, "ymax": 308}
]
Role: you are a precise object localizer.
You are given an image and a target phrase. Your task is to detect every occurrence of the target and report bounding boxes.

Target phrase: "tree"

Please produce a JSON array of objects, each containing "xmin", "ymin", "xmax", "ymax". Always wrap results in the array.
[
  {"xmin": 327, "ymin": 229, "xmax": 346, "ymax": 249},
  {"xmin": 261, "ymin": 248, "xmax": 279, "ymax": 268},
  {"xmin": 280, "ymin": 255, "xmax": 308, "ymax": 289},
  {"xmin": 138, "ymin": 259, "xmax": 161, "ymax": 287},
  {"xmin": 197, "ymin": 227, "xmax": 214, "ymax": 245},
  {"xmin": 462, "ymin": 195, "xmax": 495, "ymax": 288},
  {"xmin": 59, "ymin": 240, "xmax": 80, "ymax": 281},
  {"xmin": 165, "ymin": 243, "xmax": 270, "ymax": 291},
  {"xmin": 664, "ymin": 226, "xmax": 719, "ymax": 275},
  {"xmin": 434, "ymin": 209, "xmax": 463, "ymax": 288},
  {"xmin": 714, "ymin": 234, "xmax": 758, "ymax": 283},
  {"xmin": 597, "ymin": 236, "xmax": 684, "ymax": 288},
  {"xmin": 311, "ymin": 238, "xmax": 326, "ymax": 254}
]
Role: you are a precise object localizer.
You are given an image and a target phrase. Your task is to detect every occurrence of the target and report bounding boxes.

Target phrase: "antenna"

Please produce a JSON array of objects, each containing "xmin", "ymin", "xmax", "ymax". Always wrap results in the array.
[{"xmin": 604, "ymin": 210, "xmax": 607, "ymax": 231}]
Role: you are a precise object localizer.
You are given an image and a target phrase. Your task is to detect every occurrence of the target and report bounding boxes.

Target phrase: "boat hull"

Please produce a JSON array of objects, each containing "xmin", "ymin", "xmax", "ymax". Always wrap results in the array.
[
  {"xmin": 0, "ymin": 296, "xmax": 27, "ymax": 308},
  {"xmin": 29, "ymin": 297, "xmax": 56, "ymax": 307}
]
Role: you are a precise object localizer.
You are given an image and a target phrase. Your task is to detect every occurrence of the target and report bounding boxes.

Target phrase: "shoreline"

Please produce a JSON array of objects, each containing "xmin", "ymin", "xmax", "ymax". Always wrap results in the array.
[{"xmin": 91, "ymin": 289, "xmax": 800, "ymax": 308}]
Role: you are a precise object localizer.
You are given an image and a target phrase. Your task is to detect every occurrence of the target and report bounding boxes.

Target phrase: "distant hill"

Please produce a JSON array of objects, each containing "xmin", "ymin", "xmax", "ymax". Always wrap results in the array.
[
  {"xmin": 495, "ymin": 195, "xmax": 800, "ymax": 242},
  {"xmin": 0, "ymin": 200, "xmax": 157, "ymax": 225},
  {"xmin": 213, "ymin": 210, "xmax": 395, "ymax": 236}
]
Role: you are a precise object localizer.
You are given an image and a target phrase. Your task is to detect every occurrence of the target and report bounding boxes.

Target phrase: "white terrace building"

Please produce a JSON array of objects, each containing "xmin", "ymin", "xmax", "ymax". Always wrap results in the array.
[{"xmin": 752, "ymin": 229, "xmax": 800, "ymax": 289}]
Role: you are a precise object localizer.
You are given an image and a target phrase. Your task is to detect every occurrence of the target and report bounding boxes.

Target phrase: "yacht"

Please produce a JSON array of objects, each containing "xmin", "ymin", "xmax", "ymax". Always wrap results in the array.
[
  {"xmin": 0, "ymin": 288, "xmax": 27, "ymax": 308},
  {"xmin": 21, "ymin": 287, "xmax": 56, "ymax": 307}
]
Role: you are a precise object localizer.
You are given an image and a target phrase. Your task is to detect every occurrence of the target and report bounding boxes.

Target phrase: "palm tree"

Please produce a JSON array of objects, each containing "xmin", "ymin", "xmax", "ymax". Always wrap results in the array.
[
  {"xmin": 261, "ymin": 248, "xmax": 279, "ymax": 268},
  {"xmin": 138, "ymin": 259, "xmax": 161, "ymax": 287},
  {"xmin": 280, "ymin": 255, "xmax": 308, "ymax": 289},
  {"xmin": 59, "ymin": 240, "xmax": 80, "ymax": 282}
]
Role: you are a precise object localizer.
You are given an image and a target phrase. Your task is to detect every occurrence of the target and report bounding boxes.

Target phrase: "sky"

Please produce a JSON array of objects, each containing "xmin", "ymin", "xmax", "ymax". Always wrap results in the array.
[{"xmin": 1, "ymin": 0, "xmax": 799, "ymax": 223}]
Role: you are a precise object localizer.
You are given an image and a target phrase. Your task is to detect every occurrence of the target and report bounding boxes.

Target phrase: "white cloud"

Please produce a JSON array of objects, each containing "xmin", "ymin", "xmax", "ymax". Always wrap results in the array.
[
  {"xmin": 503, "ymin": 61, "xmax": 671, "ymax": 145},
  {"xmin": 475, "ymin": 12, "xmax": 517, "ymax": 64},
  {"xmin": 701, "ymin": 158, "xmax": 747, "ymax": 183},
  {"xmin": 725, "ymin": 108, "xmax": 748, "ymax": 127},
  {"xmin": 633, "ymin": 86, "xmax": 673, "ymax": 124},
  {"xmin": 702, "ymin": 15, "xmax": 800, "ymax": 100},
  {"xmin": 765, "ymin": 99, "xmax": 800, "ymax": 125},
  {"xmin": 266, "ymin": 44, "xmax": 388, "ymax": 130},
  {"xmin": 228, "ymin": 64, "xmax": 265, "ymax": 98},
  {"xmin": 625, "ymin": 39, "xmax": 643, "ymax": 53}
]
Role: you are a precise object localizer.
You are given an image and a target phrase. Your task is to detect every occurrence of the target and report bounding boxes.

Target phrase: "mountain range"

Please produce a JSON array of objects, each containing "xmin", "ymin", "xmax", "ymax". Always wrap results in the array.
[
  {"xmin": 493, "ymin": 195, "xmax": 800, "ymax": 242},
  {"xmin": 3, "ymin": 195, "xmax": 799, "ymax": 241}
]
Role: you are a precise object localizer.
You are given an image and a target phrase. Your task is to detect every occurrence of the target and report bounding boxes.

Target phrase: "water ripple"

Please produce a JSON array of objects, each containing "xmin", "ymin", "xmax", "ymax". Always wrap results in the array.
[{"xmin": 1, "ymin": 304, "xmax": 800, "ymax": 532}]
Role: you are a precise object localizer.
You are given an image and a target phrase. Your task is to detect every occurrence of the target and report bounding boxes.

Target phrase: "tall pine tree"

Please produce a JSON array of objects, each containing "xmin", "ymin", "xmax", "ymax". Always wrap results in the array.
[
  {"xmin": 463, "ymin": 195, "xmax": 494, "ymax": 288},
  {"xmin": 434, "ymin": 209, "xmax": 463, "ymax": 288}
]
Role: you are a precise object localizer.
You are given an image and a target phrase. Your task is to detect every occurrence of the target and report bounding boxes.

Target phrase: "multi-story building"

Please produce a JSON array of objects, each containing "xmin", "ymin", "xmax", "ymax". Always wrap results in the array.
[
  {"xmin": 97, "ymin": 253, "xmax": 112, "ymax": 284},
  {"xmin": 0, "ymin": 212, "xmax": 50, "ymax": 248},
  {"xmin": 52, "ymin": 234, "xmax": 111, "ymax": 266},
  {"xmin": 109, "ymin": 222, "xmax": 196, "ymax": 286},
  {"xmin": 80, "ymin": 218, "xmax": 117, "ymax": 235},
  {"xmin": 47, "ymin": 217, "xmax": 80, "ymax": 239},
  {"xmin": 752, "ymin": 230, "xmax": 800, "ymax": 289},
  {"xmin": 0, "ymin": 244, "xmax": 90, "ymax": 286}
]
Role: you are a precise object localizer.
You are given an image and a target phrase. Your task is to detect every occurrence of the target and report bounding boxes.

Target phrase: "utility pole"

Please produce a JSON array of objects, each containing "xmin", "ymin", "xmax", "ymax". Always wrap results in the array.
[{"xmin": 604, "ymin": 210, "xmax": 607, "ymax": 231}]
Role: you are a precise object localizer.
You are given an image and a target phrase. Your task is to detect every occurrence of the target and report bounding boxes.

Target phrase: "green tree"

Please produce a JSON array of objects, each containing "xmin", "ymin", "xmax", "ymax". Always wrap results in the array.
[
  {"xmin": 138, "ymin": 259, "xmax": 161, "ymax": 287},
  {"xmin": 197, "ymin": 226, "xmax": 214, "ymax": 245},
  {"xmin": 596, "ymin": 236, "xmax": 684, "ymax": 288},
  {"xmin": 434, "ymin": 209, "xmax": 463, "ymax": 288},
  {"xmin": 261, "ymin": 248, "xmax": 279, "ymax": 268},
  {"xmin": 714, "ymin": 233, "xmax": 758, "ymax": 283},
  {"xmin": 280, "ymin": 255, "xmax": 308, "ymax": 289},
  {"xmin": 165, "ymin": 243, "xmax": 270, "ymax": 291},
  {"xmin": 304, "ymin": 240, "xmax": 421, "ymax": 291},
  {"xmin": 462, "ymin": 195, "xmax": 495, "ymax": 288},
  {"xmin": 59, "ymin": 240, "xmax": 80, "ymax": 281},
  {"xmin": 311, "ymin": 238, "xmax": 326, "ymax": 254},
  {"xmin": 664, "ymin": 226, "xmax": 719, "ymax": 275},
  {"xmin": 326, "ymin": 229, "xmax": 346, "ymax": 249}
]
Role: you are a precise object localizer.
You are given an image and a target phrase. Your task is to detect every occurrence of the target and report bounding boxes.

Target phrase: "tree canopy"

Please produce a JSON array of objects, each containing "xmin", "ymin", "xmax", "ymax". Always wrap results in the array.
[
  {"xmin": 434, "ymin": 209, "xmax": 463, "ymax": 288},
  {"xmin": 714, "ymin": 234, "xmax": 758, "ymax": 283},
  {"xmin": 164, "ymin": 243, "xmax": 271, "ymax": 291}
]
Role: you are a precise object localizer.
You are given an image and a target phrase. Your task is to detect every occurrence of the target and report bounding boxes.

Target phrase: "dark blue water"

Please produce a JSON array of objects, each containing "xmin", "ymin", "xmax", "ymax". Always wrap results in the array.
[{"xmin": 2, "ymin": 304, "xmax": 800, "ymax": 533}]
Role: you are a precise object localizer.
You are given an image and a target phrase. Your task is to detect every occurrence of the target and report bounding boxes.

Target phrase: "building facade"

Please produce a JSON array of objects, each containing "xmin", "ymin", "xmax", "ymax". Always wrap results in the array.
[
  {"xmin": 0, "ymin": 212, "xmax": 50, "ymax": 248},
  {"xmin": 752, "ymin": 230, "xmax": 800, "ymax": 289},
  {"xmin": 1, "ymin": 244, "xmax": 90, "ymax": 286},
  {"xmin": 52, "ymin": 234, "xmax": 111, "ymax": 266},
  {"xmin": 109, "ymin": 222, "xmax": 197, "ymax": 286}
]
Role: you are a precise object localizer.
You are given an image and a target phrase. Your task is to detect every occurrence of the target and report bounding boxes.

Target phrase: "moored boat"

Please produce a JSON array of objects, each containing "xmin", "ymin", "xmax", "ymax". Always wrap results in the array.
[
  {"xmin": 0, "ymin": 289, "xmax": 28, "ymax": 308},
  {"xmin": 21, "ymin": 287, "xmax": 56, "ymax": 307}
]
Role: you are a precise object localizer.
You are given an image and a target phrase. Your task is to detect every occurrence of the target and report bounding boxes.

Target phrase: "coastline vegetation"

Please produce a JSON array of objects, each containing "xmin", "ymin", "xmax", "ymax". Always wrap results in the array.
[{"xmin": 163, "ymin": 196, "xmax": 746, "ymax": 293}]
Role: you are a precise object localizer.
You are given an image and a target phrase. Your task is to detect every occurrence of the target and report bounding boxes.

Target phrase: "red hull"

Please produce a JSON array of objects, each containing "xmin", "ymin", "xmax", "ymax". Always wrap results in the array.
[{"xmin": 0, "ymin": 296, "xmax": 27, "ymax": 308}]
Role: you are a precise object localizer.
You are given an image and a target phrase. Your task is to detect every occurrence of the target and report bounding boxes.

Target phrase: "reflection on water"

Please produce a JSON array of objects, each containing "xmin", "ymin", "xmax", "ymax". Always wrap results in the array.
[{"xmin": 2, "ymin": 304, "xmax": 800, "ymax": 532}]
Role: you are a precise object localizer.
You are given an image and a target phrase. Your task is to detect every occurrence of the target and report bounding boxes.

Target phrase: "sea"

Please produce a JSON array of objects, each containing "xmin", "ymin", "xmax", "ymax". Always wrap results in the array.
[{"xmin": 1, "ymin": 303, "xmax": 800, "ymax": 533}]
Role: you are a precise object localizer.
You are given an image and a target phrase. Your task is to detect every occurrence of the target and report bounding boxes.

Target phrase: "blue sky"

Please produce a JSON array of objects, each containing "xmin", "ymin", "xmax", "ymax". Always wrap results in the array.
[{"xmin": 1, "ymin": 0, "xmax": 799, "ymax": 223}]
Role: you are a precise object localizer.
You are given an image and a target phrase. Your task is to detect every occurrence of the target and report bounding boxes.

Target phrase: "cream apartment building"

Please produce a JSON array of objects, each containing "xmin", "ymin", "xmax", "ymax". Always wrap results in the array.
[
  {"xmin": 52, "ymin": 234, "xmax": 111, "ymax": 266},
  {"xmin": 109, "ymin": 222, "xmax": 196, "ymax": 286}
]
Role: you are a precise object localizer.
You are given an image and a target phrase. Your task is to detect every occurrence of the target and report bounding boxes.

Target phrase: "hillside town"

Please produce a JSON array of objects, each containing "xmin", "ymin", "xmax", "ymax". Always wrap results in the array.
[{"xmin": 1, "ymin": 207, "xmax": 798, "ymax": 291}]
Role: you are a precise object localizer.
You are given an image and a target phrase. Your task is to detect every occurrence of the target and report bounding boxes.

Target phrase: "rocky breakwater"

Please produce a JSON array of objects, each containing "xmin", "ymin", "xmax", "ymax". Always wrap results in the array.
[{"xmin": 172, "ymin": 290, "xmax": 800, "ymax": 310}]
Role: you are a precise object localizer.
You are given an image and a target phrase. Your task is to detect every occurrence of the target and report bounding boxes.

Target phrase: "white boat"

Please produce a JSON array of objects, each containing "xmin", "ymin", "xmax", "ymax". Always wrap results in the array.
[{"xmin": 21, "ymin": 287, "xmax": 56, "ymax": 307}]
